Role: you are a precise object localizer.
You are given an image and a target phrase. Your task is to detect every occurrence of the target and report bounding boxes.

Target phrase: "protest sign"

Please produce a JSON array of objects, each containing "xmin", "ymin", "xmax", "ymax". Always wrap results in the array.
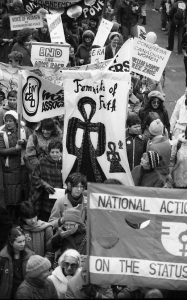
[
  {"xmin": 88, "ymin": 183, "xmax": 187, "ymax": 290},
  {"xmin": 107, "ymin": 38, "xmax": 133, "ymax": 73},
  {"xmin": 132, "ymin": 37, "xmax": 171, "ymax": 82},
  {"xmin": 10, "ymin": 13, "xmax": 43, "ymax": 31},
  {"xmin": 91, "ymin": 47, "xmax": 105, "ymax": 64},
  {"xmin": 137, "ymin": 25, "xmax": 146, "ymax": 40},
  {"xmin": 62, "ymin": 70, "xmax": 133, "ymax": 185},
  {"xmin": 93, "ymin": 18, "xmax": 113, "ymax": 47},
  {"xmin": 46, "ymin": 13, "xmax": 66, "ymax": 43},
  {"xmin": 22, "ymin": 0, "xmax": 81, "ymax": 13},
  {"xmin": 21, "ymin": 70, "xmax": 64, "ymax": 122},
  {"xmin": 31, "ymin": 42, "xmax": 70, "ymax": 69}
]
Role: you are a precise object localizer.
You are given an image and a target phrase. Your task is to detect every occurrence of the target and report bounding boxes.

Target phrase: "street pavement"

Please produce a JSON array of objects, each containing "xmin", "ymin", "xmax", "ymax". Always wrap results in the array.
[{"xmin": 142, "ymin": 1, "xmax": 186, "ymax": 117}]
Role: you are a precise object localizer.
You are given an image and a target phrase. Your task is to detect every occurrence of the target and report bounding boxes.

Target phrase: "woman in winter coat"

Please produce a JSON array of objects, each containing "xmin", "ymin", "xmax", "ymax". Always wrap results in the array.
[
  {"xmin": 48, "ymin": 172, "xmax": 87, "ymax": 230},
  {"xmin": 48, "ymin": 249, "xmax": 81, "ymax": 298},
  {"xmin": 0, "ymin": 226, "xmax": 33, "ymax": 299},
  {"xmin": 105, "ymin": 32, "xmax": 121, "ymax": 60},
  {"xmin": 139, "ymin": 90, "xmax": 170, "ymax": 136},
  {"xmin": 11, "ymin": 28, "xmax": 33, "ymax": 67},
  {"xmin": 75, "ymin": 30, "xmax": 95, "ymax": 65},
  {"xmin": 18, "ymin": 201, "xmax": 53, "ymax": 260},
  {"xmin": 25, "ymin": 118, "xmax": 63, "ymax": 174},
  {"xmin": 0, "ymin": 110, "xmax": 29, "ymax": 222}
]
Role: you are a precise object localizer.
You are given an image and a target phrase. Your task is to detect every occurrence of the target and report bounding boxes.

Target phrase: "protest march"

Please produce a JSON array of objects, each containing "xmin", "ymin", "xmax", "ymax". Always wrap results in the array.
[{"xmin": 1, "ymin": 0, "xmax": 187, "ymax": 299}]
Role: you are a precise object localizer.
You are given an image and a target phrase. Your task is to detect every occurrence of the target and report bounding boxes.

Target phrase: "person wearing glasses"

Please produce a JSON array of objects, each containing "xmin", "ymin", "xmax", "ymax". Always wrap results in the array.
[
  {"xmin": 48, "ymin": 249, "xmax": 81, "ymax": 299},
  {"xmin": 139, "ymin": 90, "xmax": 170, "ymax": 138},
  {"xmin": 48, "ymin": 172, "xmax": 87, "ymax": 230}
]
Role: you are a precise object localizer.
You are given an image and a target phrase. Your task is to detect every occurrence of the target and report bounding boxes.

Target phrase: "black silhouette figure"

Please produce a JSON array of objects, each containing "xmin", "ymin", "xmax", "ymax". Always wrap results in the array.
[
  {"xmin": 107, "ymin": 142, "xmax": 126, "ymax": 173},
  {"xmin": 66, "ymin": 97, "xmax": 107, "ymax": 182}
]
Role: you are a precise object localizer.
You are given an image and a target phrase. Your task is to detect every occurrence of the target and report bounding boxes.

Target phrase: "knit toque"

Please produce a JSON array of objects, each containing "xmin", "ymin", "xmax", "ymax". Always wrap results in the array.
[
  {"xmin": 26, "ymin": 255, "xmax": 51, "ymax": 278},
  {"xmin": 149, "ymin": 119, "xmax": 163, "ymax": 136},
  {"xmin": 147, "ymin": 151, "xmax": 160, "ymax": 170}
]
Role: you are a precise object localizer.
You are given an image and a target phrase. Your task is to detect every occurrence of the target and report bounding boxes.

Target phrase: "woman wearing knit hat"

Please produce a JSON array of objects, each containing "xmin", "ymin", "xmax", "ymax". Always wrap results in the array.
[
  {"xmin": 0, "ymin": 226, "xmax": 33, "ymax": 299},
  {"xmin": 0, "ymin": 110, "xmax": 29, "ymax": 223},
  {"xmin": 131, "ymin": 150, "xmax": 168, "ymax": 187},
  {"xmin": 48, "ymin": 249, "xmax": 81, "ymax": 298},
  {"xmin": 15, "ymin": 255, "xmax": 58, "ymax": 299},
  {"xmin": 75, "ymin": 30, "xmax": 95, "ymax": 65},
  {"xmin": 139, "ymin": 90, "xmax": 170, "ymax": 137},
  {"xmin": 51, "ymin": 208, "xmax": 87, "ymax": 260},
  {"xmin": 147, "ymin": 118, "xmax": 171, "ymax": 172}
]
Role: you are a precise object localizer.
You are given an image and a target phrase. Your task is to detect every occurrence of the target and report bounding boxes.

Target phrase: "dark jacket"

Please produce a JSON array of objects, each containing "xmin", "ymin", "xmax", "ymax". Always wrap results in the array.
[
  {"xmin": 0, "ymin": 245, "xmax": 33, "ymax": 299},
  {"xmin": 126, "ymin": 131, "xmax": 147, "ymax": 170},
  {"xmin": 131, "ymin": 165, "xmax": 167, "ymax": 187},
  {"xmin": 75, "ymin": 43, "xmax": 92, "ymax": 65},
  {"xmin": 29, "ymin": 155, "xmax": 63, "ymax": 214},
  {"xmin": 116, "ymin": 0, "xmax": 140, "ymax": 27},
  {"xmin": 105, "ymin": 44, "xmax": 120, "ymax": 60},
  {"xmin": 0, "ymin": 206, "xmax": 12, "ymax": 251},
  {"xmin": 11, "ymin": 42, "xmax": 32, "ymax": 66},
  {"xmin": 15, "ymin": 277, "xmax": 58, "ymax": 299}
]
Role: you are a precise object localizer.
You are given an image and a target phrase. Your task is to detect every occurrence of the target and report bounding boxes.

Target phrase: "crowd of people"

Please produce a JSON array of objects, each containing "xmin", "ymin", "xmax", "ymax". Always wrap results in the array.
[{"xmin": 0, "ymin": 0, "xmax": 187, "ymax": 299}]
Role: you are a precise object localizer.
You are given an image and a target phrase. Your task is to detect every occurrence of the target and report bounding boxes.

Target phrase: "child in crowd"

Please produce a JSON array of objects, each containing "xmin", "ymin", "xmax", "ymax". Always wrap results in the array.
[
  {"xmin": 29, "ymin": 140, "xmax": 63, "ymax": 222},
  {"xmin": 18, "ymin": 201, "xmax": 54, "ymax": 260},
  {"xmin": 126, "ymin": 113, "xmax": 147, "ymax": 170}
]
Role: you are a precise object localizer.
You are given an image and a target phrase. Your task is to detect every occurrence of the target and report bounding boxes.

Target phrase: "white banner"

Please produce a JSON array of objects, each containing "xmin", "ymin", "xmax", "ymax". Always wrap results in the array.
[
  {"xmin": 93, "ymin": 18, "xmax": 113, "ymax": 47},
  {"xmin": 132, "ymin": 37, "xmax": 171, "ymax": 81},
  {"xmin": 91, "ymin": 47, "xmax": 105, "ymax": 64},
  {"xmin": 10, "ymin": 13, "xmax": 43, "ymax": 31},
  {"xmin": 31, "ymin": 42, "xmax": 70, "ymax": 69},
  {"xmin": 21, "ymin": 70, "xmax": 64, "ymax": 122},
  {"xmin": 46, "ymin": 13, "xmax": 66, "ymax": 43},
  {"xmin": 62, "ymin": 70, "xmax": 133, "ymax": 185},
  {"xmin": 107, "ymin": 38, "xmax": 133, "ymax": 73}
]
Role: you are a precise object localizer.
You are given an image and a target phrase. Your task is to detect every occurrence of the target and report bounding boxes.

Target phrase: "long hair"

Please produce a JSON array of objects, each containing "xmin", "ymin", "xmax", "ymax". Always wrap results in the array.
[{"xmin": 7, "ymin": 225, "xmax": 26, "ymax": 258}]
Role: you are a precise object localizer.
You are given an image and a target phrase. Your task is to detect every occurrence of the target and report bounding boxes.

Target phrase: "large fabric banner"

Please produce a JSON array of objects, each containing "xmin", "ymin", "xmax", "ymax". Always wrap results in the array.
[
  {"xmin": 21, "ymin": 70, "xmax": 64, "ymax": 122},
  {"xmin": 9, "ymin": 13, "xmax": 43, "ymax": 31},
  {"xmin": 132, "ymin": 37, "xmax": 171, "ymax": 82},
  {"xmin": 107, "ymin": 38, "xmax": 133, "ymax": 73},
  {"xmin": 62, "ymin": 70, "xmax": 133, "ymax": 185},
  {"xmin": 88, "ymin": 183, "xmax": 187, "ymax": 290},
  {"xmin": 31, "ymin": 42, "xmax": 70, "ymax": 69}
]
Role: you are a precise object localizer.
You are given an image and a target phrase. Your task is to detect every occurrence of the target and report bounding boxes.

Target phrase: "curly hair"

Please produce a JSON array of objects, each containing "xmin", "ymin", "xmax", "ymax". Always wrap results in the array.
[
  {"xmin": 8, "ymin": 51, "xmax": 23, "ymax": 64},
  {"xmin": 16, "ymin": 28, "xmax": 33, "ymax": 44}
]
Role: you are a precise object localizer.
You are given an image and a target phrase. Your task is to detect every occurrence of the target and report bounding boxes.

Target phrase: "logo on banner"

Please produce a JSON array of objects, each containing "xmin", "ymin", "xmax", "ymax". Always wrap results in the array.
[
  {"xmin": 22, "ymin": 76, "xmax": 41, "ymax": 116},
  {"xmin": 161, "ymin": 222, "xmax": 187, "ymax": 257}
]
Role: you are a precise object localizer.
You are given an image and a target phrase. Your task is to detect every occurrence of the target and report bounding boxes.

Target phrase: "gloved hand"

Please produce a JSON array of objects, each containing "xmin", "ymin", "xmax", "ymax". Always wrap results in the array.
[{"xmin": 58, "ymin": 224, "xmax": 79, "ymax": 238}]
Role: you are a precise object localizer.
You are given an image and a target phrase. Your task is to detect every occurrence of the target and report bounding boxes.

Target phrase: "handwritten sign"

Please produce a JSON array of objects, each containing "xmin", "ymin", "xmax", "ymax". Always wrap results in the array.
[
  {"xmin": 91, "ymin": 47, "xmax": 105, "ymax": 64},
  {"xmin": 93, "ymin": 18, "xmax": 113, "ymax": 47},
  {"xmin": 137, "ymin": 25, "xmax": 146, "ymax": 40},
  {"xmin": 31, "ymin": 42, "xmax": 70, "ymax": 69},
  {"xmin": 10, "ymin": 13, "xmax": 43, "ymax": 31},
  {"xmin": 132, "ymin": 37, "xmax": 171, "ymax": 81},
  {"xmin": 46, "ymin": 13, "xmax": 66, "ymax": 43}
]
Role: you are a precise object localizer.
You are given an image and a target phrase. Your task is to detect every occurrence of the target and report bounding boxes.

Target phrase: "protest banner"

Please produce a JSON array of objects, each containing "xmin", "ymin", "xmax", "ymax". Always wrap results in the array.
[
  {"xmin": 132, "ymin": 37, "xmax": 171, "ymax": 82},
  {"xmin": 107, "ymin": 38, "xmax": 133, "ymax": 73},
  {"xmin": 10, "ymin": 13, "xmax": 43, "ymax": 31},
  {"xmin": 88, "ymin": 183, "xmax": 187, "ymax": 290},
  {"xmin": 46, "ymin": 13, "xmax": 66, "ymax": 43},
  {"xmin": 91, "ymin": 46, "xmax": 105, "ymax": 64},
  {"xmin": 31, "ymin": 42, "xmax": 70, "ymax": 69},
  {"xmin": 0, "ymin": 63, "xmax": 19, "ymax": 96},
  {"xmin": 22, "ymin": 0, "xmax": 81, "ymax": 13},
  {"xmin": 93, "ymin": 18, "xmax": 113, "ymax": 47},
  {"xmin": 137, "ymin": 25, "xmax": 146, "ymax": 40},
  {"xmin": 62, "ymin": 70, "xmax": 133, "ymax": 185},
  {"xmin": 21, "ymin": 70, "xmax": 64, "ymax": 122}
]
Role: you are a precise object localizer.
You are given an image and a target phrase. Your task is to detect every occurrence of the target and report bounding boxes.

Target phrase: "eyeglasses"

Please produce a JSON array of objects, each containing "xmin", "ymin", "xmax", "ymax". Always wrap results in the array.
[
  {"xmin": 63, "ymin": 262, "xmax": 78, "ymax": 268},
  {"xmin": 151, "ymin": 99, "xmax": 160, "ymax": 104}
]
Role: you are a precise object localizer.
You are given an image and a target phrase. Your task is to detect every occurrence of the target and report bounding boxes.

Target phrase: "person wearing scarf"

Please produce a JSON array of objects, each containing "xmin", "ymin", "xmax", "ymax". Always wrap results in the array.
[{"xmin": 48, "ymin": 172, "xmax": 87, "ymax": 230}]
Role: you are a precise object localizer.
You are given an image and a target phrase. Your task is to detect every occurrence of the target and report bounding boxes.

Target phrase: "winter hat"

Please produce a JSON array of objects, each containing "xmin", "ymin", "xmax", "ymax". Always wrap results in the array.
[
  {"xmin": 126, "ymin": 113, "xmax": 141, "ymax": 127},
  {"xmin": 147, "ymin": 151, "xmax": 160, "ymax": 170},
  {"xmin": 58, "ymin": 249, "xmax": 81, "ymax": 265},
  {"xmin": 26, "ymin": 255, "xmax": 51, "ymax": 278},
  {"xmin": 109, "ymin": 31, "xmax": 120, "ymax": 41},
  {"xmin": 149, "ymin": 119, "xmax": 164, "ymax": 136},
  {"xmin": 63, "ymin": 208, "xmax": 84, "ymax": 225},
  {"xmin": 4, "ymin": 110, "xmax": 18, "ymax": 123},
  {"xmin": 146, "ymin": 31, "xmax": 157, "ymax": 44},
  {"xmin": 148, "ymin": 90, "xmax": 165, "ymax": 102}
]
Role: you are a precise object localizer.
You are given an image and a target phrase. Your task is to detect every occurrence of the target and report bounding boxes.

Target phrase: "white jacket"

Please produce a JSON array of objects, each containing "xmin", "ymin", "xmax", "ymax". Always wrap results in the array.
[
  {"xmin": 170, "ymin": 94, "xmax": 187, "ymax": 133},
  {"xmin": 48, "ymin": 266, "xmax": 68, "ymax": 299}
]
